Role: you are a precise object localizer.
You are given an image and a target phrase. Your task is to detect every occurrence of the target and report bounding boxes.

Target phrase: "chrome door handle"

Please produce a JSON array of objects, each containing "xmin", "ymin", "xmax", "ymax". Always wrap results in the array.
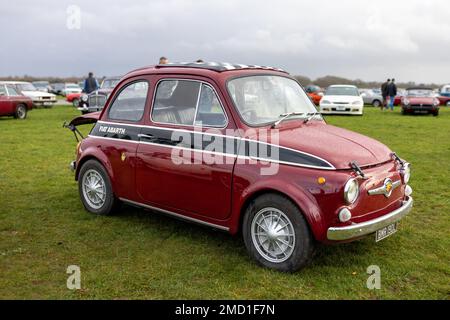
[{"xmin": 138, "ymin": 133, "xmax": 155, "ymax": 140}]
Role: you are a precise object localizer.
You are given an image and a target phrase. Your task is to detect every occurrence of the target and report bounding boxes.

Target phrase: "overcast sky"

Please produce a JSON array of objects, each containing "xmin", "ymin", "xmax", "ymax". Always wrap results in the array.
[{"xmin": 1, "ymin": 0, "xmax": 450, "ymax": 83}]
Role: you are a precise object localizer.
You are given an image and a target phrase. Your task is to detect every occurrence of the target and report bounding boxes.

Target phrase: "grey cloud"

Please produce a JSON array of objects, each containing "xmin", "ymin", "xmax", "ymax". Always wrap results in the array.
[{"xmin": 1, "ymin": 0, "xmax": 450, "ymax": 83}]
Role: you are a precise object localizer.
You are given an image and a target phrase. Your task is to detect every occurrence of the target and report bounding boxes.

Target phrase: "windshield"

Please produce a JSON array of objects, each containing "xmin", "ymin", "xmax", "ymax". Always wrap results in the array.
[
  {"xmin": 17, "ymin": 83, "xmax": 37, "ymax": 91},
  {"xmin": 101, "ymin": 79, "xmax": 120, "ymax": 89},
  {"xmin": 407, "ymin": 89, "xmax": 433, "ymax": 97},
  {"xmin": 227, "ymin": 75, "xmax": 318, "ymax": 126},
  {"xmin": 66, "ymin": 84, "xmax": 79, "ymax": 88},
  {"xmin": 325, "ymin": 86, "xmax": 359, "ymax": 96}
]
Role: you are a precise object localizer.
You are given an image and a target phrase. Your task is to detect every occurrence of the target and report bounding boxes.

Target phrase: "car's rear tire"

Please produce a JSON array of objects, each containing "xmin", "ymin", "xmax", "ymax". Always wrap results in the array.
[
  {"xmin": 14, "ymin": 104, "xmax": 27, "ymax": 119},
  {"xmin": 372, "ymin": 100, "xmax": 381, "ymax": 107},
  {"xmin": 242, "ymin": 193, "xmax": 314, "ymax": 272},
  {"xmin": 446, "ymin": 101, "xmax": 450, "ymax": 106},
  {"xmin": 72, "ymin": 98, "xmax": 79, "ymax": 107},
  {"xmin": 78, "ymin": 160, "xmax": 119, "ymax": 215}
]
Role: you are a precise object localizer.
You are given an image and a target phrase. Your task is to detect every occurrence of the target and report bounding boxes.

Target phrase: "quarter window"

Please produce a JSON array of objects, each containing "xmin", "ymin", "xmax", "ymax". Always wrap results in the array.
[
  {"xmin": 152, "ymin": 80, "xmax": 227, "ymax": 127},
  {"xmin": 194, "ymin": 84, "xmax": 227, "ymax": 127},
  {"xmin": 0, "ymin": 85, "xmax": 6, "ymax": 96},
  {"xmin": 108, "ymin": 81, "xmax": 148, "ymax": 122}
]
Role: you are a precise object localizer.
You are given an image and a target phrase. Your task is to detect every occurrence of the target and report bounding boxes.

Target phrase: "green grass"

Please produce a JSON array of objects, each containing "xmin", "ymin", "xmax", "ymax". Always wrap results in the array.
[{"xmin": 0, "ymin": 105, "xmax": 449, "ymax": 299}]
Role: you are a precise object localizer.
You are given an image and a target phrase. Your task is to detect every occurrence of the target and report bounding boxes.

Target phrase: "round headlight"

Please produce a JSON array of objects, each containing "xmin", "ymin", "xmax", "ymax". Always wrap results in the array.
[
  {"xmin": 344, "ymin": 178, "xmax": 359, "ymax": 204},
  {"xmin": 400, "ymin": 163, "xmax": 411, "ymax": 184},
  {"xmin": 81, "ymin": 94, "xmax": 88, "ymax": 102}
]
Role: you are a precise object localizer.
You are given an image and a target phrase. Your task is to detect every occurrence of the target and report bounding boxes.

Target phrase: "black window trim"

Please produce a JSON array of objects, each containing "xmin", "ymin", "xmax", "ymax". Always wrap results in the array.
[
  {"xmin": 150, "ymin": 78, "xmax": 229, "ymax": 129},
  {"xmin": 107, "ymin": 79, "xmax": 150, "ymax": 123}
]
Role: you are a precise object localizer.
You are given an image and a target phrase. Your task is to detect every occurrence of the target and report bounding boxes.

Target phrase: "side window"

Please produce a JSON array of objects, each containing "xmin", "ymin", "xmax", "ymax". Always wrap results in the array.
[
  {"xmin": 194, "ymin": 84, "xmax": 227, "ymax": 127},
  {"xmin": 6, "ymin": 85, "xmax": 19, "ymax": 96},
  {"xmin": 0, "ymin": 85, "xmax": 6, "ymax": 96},
  {"xmin": 152, "ymin": 80, "xmax": 200, "ymax": 125},
  {"xmin": 108, "ymin": 81, "xmax": 148, "ymax": 122}
]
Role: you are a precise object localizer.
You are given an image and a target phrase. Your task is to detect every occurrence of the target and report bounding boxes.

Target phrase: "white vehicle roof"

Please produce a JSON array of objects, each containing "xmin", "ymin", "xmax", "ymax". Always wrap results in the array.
[
  {"xmin": 328, "ymin": 84, "xmax": 358, "ymax": 88},
  {"xmin": 0, "ymin": 81, "xmax": 30, "ymax": 84}
]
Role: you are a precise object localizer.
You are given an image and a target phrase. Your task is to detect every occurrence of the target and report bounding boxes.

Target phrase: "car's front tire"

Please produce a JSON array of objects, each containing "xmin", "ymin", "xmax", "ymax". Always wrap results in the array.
[
  {"xmin": 372, "ymin": 100, "xmax": 381, "ymax": 107},
  {"xmin": 78, "ymin": 160, "xmax": 119, "ymax": 215},
  {"xmin": 242, "ymin": 193, "xmax": 314, "ymax": 272},
  {"xmin": 72, "ymin": 98, "xmax": 79, "ymax": 107}
]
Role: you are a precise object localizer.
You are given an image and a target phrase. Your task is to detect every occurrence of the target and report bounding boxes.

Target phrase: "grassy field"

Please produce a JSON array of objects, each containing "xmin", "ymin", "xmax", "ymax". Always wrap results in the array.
[{"xmin": 0, "ymin": 105, "xmax": 449, "ymax": 299}]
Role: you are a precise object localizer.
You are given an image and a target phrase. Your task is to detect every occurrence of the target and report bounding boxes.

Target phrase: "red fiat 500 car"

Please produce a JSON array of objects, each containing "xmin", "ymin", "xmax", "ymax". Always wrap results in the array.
[
  {"xmin": 66, "ymin": 62, "xmax": 413, "ymax": 272},
  {"xmin": 401, "ymin": 87, "xmax": 440, "ymax": 116},
  {"xmin": 0, "ymin": 82, "xmax": 33, "ymax": 119}
]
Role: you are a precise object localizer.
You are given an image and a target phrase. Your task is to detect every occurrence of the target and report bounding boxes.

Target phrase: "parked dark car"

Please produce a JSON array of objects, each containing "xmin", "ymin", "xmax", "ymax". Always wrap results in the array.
[
  {"xmin": 78, "ymin": 76, "xmax": 121, "ymax": 114},
  {"xmin": 401, "ymin": 87, "xmax": 440, "ymax": 116},
  {"xmin": 50, "ymin": 83, "xmax": 65, "ymax": 95},
  {"xmin": 0, "ymin": 82, "xmax": 33, "ymax": 119},
  {"xmin": 65, "ymin": 62, "xmax": 413, "ymax": 272}
]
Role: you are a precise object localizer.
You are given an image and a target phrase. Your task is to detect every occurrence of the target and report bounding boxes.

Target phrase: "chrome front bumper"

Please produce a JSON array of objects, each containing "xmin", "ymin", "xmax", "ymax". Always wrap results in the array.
[{"xmin": 327, "ymin": 196, "xmax": 413, "ymax": 241}]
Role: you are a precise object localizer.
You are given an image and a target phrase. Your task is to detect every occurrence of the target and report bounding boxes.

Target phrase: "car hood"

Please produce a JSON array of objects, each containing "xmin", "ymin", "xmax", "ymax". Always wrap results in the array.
[
  {"xmin": 250, "ymin": 122, "xmax": 392, "ymax": 169},
  {"xmin": 322, "ymin": 95, "xmax": 362, "ymax": 103},
  {"xmin": 22, "ymin": 91, "xmax": 56, "ymax": 98},
  {"xmin": 406, "ymin": 96, "xmax": 434, "ymax": 104}
]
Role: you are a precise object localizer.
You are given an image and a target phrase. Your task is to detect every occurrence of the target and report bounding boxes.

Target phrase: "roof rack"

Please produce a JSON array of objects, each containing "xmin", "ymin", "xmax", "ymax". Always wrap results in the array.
[{"xmin": 155, "ymin": 62, "xmax": 287, "ymax": 73}]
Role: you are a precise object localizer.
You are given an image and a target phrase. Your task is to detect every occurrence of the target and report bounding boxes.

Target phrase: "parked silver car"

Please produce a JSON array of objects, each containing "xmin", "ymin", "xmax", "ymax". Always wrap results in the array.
[{"xmin": 359, "ymin": 89, "xmax": 384, "ymax": 107}]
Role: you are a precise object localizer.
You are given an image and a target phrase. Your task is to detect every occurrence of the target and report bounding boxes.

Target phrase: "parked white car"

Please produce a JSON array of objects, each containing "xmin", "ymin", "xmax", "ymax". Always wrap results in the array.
[
  {"xmin": 4, "ymin": 81, "xmax": 57, "ymax": 107},
  {"xmin": 320, "ymin": 85, "xmax": 364, "ymax": 115},
  {"xmin": 62, "ymin": 83, "xmax": 82, "ymax": 96}
]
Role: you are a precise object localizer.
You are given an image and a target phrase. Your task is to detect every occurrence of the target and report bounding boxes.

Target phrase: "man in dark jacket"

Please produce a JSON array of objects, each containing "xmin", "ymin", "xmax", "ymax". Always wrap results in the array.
[
  {"xmin": 83, "ymin": 72, "xmax": 99, "ymax": 94},
  {"xmin": 387, "ymin": 78, "xmax": 397, "ymax": 111},
  {"xmin": 381, "ymin": 79, "xmax": 390, "ymax": 110}
]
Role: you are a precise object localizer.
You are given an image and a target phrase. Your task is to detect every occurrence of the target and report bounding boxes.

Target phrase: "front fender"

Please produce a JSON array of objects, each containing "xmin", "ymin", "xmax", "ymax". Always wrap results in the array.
[{"xmin": 229, "ymin": 176, "xmax": 328, "ymax": 241}]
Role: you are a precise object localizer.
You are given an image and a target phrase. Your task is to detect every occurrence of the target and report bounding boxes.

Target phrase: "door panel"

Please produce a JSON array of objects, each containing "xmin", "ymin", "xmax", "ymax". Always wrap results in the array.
[{"xmin": 135, "ymin": 77, "xmax": 237, "ymax": 221}]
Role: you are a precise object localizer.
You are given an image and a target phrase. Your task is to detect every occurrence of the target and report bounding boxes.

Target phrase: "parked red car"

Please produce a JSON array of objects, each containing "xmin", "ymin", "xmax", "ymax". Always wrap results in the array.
[
  {"xmin": 0, "ymin": 82, "xmax": 33, "ymax": 119},
  {"xmin": 66, "ymin": 92, "xmax": 82, "ymax": 107},
  {"xmin": 66, "ymin": 63, "xmax": 413, "ymax": 272},
  {"xmin": 437, "ymin": 95, "xmax": 450, "ymax": 106},
  {"xmin": 401, "ymin": 87, "xmax": 440, "ymax": 116},
  {"xmin": 305, "ymin": 84, "xmax": 323, "ymax": 105}
]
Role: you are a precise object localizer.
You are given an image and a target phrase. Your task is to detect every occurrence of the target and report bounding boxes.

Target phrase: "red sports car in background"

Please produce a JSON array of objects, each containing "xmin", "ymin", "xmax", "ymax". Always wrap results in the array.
[
  {"xmin": 0, "ymin": 82, "xmax": 33, "ymax": 119},
  {"xmin": 66, "ymin": 92, "xmax": 82, "ymax": 107},
  {"xmin": 401, "ymin": 87, "xmax": 440, "ymax": 116},
  {"xmin": 304, "ymin": 84, "xmax": 323, "ymax": 105}
]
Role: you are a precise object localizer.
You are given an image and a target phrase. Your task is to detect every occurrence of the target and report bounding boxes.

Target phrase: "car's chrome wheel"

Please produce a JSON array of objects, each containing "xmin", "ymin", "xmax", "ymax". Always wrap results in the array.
[
  {"xmin": 82, "ymin": 169, "xmax": 106, "ymax": 209},
  {"xmin": 16, "ymin": 105, "xmax": 27, "ymax": 119},
  {"xmin": 251, "ymin": 207, "xmax": 296, "ymax": 263}
]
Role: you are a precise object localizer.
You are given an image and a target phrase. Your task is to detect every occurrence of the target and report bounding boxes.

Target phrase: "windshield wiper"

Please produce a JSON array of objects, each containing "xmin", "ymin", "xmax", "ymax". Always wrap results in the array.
[
  {"xmin": 303, "ymin": 111, "xmax": 321, "ymax": 124},
  {"xmin": 271, "ymin": 112, "xmax": 306, "ymax": 128}
]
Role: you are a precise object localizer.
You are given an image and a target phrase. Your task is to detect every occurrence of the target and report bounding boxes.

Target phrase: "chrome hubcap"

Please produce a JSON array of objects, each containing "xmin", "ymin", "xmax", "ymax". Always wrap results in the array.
[
  {"xmin": 82, "ymin": 169, "xmax": 106, "ymax": 209},
  {"xmin": 17, "ymin": 107, "xmax": 26, "ymax": 118},
  {"xmin": 251, "ymin": 207, "xmax": 295, "ymax": 263}
]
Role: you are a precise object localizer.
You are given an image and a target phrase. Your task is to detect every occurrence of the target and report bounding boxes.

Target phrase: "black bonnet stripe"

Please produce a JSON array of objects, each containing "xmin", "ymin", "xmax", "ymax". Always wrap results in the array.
[{"xmin": 90, "ymin": 122, "xmax": 335, "ymax": 169}]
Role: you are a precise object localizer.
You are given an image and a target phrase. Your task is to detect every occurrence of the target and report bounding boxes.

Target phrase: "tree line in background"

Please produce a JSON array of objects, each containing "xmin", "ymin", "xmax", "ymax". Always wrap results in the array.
[{"xmin": 0, "ymin": 74, "xmax": 444, "ymax": 89}]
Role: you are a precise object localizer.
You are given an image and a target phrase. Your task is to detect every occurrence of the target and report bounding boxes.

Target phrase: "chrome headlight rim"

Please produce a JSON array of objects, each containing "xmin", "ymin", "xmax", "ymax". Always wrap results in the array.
[
  {"xmin": 81, "ymin": 94, "xmax": 89, "ymax": 102},
  {"xmin": 344, "ymin": 178, "xmax": 359, "ymax": 204},
  {"xmin": 400, "ymin": 162, "xmax": 411, "ymax": 184}
]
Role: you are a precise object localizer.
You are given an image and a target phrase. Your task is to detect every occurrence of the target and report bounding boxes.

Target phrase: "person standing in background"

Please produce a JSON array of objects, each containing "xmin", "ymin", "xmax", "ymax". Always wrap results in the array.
[
  {"xmin": 381, "ymin": 79, "xmax": 390, "ymax": 111},
  {"xmin": 388, "ymin": 78, "xmax": 397, "ymax": 111},
  {"xmin": 159, "ymin": 56, "xmax": 169, "ymax": 64},
  {"xmin": 83, "ymin": 72, "xmax": 99, "ymax": 94}
]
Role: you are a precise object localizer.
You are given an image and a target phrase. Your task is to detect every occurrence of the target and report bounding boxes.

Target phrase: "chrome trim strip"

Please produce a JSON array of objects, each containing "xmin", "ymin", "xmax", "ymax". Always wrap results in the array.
[
  {"xmin": 119, "ymin": 198, "xmax": 230, "ymax": 231},
  {"xmin": 327, "ymin": 195, "xmax": 413, "ymax": 241},
  {"xmin": 95, "ymin": 120, "xmax": 336, "ymax": 170}
]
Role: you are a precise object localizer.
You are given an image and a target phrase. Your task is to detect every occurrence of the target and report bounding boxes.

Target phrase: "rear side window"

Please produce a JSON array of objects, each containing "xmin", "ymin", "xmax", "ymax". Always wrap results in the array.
[
  {"xmin": 152, "ymin": 80, "xmax": 227, "ymax": 127},
  {"xmin": 0, "ymin": 85, "xmax": 6, "ymax": 96},
  {"xmin": 108, "ymin": 81, "xmax": 148, "ymax": 122}
]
